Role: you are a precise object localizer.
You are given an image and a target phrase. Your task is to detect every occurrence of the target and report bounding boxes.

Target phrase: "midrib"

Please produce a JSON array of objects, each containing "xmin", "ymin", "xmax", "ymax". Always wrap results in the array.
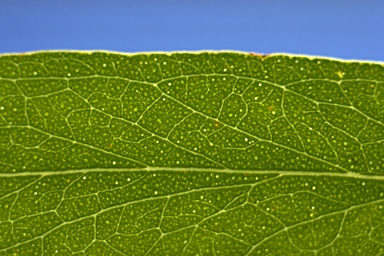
[{"xmin": 1, "ymin": 167, "xmax": 383, "ymax": 181}]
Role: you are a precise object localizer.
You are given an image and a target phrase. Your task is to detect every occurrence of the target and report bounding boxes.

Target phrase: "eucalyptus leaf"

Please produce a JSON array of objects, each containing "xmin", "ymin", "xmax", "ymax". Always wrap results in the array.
[{"xmin": 0, "ymin": 51, "xmax": 383, "ymax": 255}]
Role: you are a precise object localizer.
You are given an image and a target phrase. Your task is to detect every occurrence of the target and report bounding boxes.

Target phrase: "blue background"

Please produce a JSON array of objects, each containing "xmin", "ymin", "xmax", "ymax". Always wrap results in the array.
[{"xmin": 1, "ymin": 0, "xmax": 384, "ymax": 61}]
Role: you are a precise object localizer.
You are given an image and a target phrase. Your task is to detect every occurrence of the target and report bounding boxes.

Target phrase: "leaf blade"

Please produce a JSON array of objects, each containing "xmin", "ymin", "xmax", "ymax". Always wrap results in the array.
[{"xmin": 0, "ymin": 51, "xmax": 383, "ymax": 255}]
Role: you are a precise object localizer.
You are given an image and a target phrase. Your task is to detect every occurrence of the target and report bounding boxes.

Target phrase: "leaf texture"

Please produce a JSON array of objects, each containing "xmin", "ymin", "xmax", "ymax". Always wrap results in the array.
[{"xmin": 0, "ymin": 51, "xmax": 384, "ymax": 255}]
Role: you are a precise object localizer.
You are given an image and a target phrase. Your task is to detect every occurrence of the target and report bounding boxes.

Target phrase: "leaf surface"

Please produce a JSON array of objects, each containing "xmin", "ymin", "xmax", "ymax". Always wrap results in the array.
[{"xmin": 0, "ymin": 51, "xmax": 384, "ymax": 255}]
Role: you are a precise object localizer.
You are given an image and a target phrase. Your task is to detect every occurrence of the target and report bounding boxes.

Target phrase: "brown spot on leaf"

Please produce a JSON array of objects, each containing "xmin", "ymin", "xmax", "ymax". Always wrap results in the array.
[{"xmin": 249, "ymin": 52, "xmax": 269, "ymax": 59}]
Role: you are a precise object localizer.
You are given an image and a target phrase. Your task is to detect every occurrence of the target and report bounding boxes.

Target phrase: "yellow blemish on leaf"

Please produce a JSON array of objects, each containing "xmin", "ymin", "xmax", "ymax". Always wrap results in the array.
[{"xmin": 337, "ymin": 71, "xmax": 344, "ymax": 78}]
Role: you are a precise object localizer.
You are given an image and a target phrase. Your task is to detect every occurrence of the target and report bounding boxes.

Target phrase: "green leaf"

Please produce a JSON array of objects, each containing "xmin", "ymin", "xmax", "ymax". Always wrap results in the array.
[{"xmin": 0, "ymin": 51, "xmax": 384, "ymax": 255}]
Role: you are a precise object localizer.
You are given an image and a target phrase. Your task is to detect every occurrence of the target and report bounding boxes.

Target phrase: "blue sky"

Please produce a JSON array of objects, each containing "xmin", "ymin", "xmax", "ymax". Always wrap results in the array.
[{"xmin": 1, "ymin": 0, "xmax": 384, "ymax": 61}]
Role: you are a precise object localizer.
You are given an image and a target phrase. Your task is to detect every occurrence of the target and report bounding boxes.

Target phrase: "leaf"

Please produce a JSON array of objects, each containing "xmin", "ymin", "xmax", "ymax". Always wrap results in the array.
[{"xmin": 0, "ymin": 51, "xmax": 383, "ymax": 255}]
